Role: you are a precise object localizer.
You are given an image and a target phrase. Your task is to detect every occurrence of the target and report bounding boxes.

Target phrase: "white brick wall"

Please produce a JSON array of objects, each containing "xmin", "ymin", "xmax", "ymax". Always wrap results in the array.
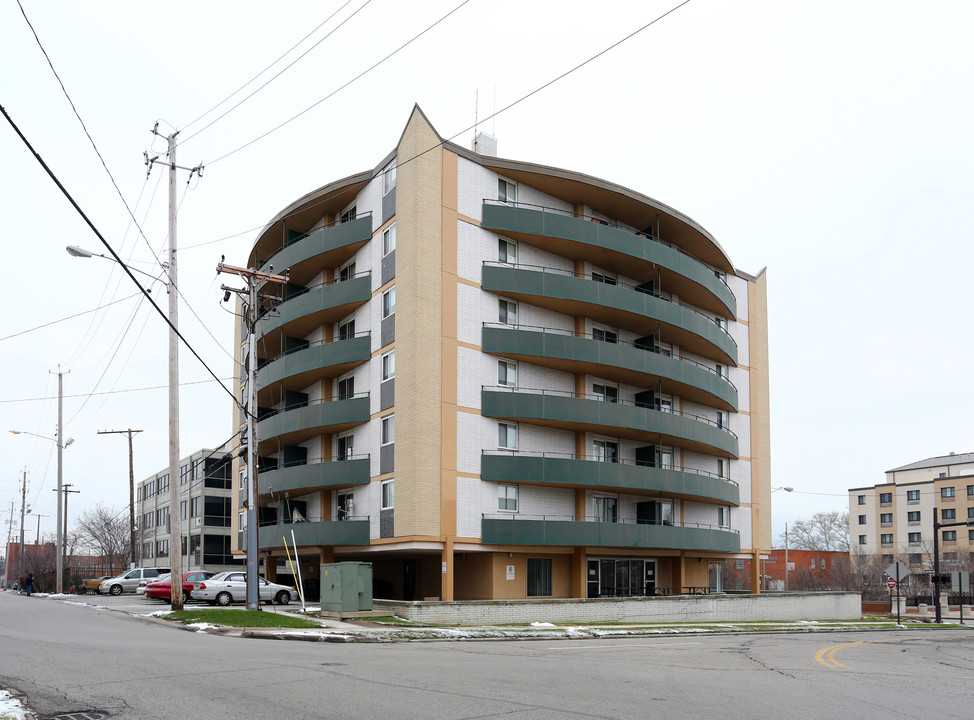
[
  {"xmin": 736, "ymin": 506, "xmax": 753, "ymax": 551},
  {"xmin": 728, "ymin": 320, "xmax": 749, "ymax": 367},
  {"xmin": 518, "ymin": 484, "xmax": 574, "ymax": 518},
  {"xmin": 728, "ymin": 274, "xmax": 749, "ymax": 323}
]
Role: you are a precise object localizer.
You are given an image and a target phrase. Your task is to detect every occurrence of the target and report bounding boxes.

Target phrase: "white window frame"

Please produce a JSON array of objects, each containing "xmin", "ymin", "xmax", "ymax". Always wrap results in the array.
[
  {"xmin": 592, "ymin": 383, "xmax": 618, "ymax": 403},
  {"xmin": 717, "ymin": 458, "xmax": 729, "ymax": 479},
  {"xmin": 382, "ymin": 223, "xmax": 396, "ymax": 256},
  {"xmin": 383, "ymin": 164, "xmax": 396, "ymax": 194},
  {"xmin": 498, "ymin": 422, "xmax": 517, "ymax": 450},
  {"xmin": 381, "ymin": 479, "xmax": 395, "ymax": 510},
  {"xmin": 497, "ymin": 359, "xmax": 517, "ymax": 388},
  {"xmin": 498, "ymin": 237, "xmax": 517, "ymax": 264},
  {"xmin": 498, "ymin": 484, "xmax": 518, "ymax": 513},
  {"xmin": 498, "ymin": 298, "xmax": 517, "ymax": 325},
  {"xmin": 592, "ymin": 325, "xmax": 617, "ymax": 344},
  {"xmin": 498, "ymin": 177, "xmax": 517, "ymax": 204},
  {"xmin": 380, "ymin": 415, "xmax": 395, "ymax": 446},
  {"xmin": 592, "ymin": 438, "xmax": 618, "ymax": 463},
  {"xmin": 381, "ymin": 350, "xmax": 395, "ymax": 382},
  {"xmin": 594, "ymin": 496, "xmax": 618, "ymax": 523},
  {"xmin": 717, "ymin": 506, "xmax": 730, "ymax": 527},
  {"xmin": 382, "ymin": 286, "xmax": 396, "ymax": 318}
]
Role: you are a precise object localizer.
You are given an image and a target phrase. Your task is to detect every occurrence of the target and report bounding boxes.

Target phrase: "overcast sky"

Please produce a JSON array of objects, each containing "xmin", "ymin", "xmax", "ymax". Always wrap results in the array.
[{"xmin": 2, "ymin": 1, "xmax": 971, "ymax": 548}]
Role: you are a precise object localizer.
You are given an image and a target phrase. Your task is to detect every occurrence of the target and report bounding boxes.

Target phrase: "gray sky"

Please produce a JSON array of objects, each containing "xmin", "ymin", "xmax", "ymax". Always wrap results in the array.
[{"xmin": 2, "ymin": 1, "xmax": 971, "ymax": 547}]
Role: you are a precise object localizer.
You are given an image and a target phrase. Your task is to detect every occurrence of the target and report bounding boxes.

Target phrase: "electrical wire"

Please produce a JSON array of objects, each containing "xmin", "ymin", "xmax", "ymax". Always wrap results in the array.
[
  {"xmin": 178, "ymin": 0, "xmax": 370, "ymax": 145},
  {"xmin": 0, "ymin": 378, "xmax": 234, "ymax": 405},
  {"xmin": 0, "ymin": 293, "xmax": 143, "ymax": 343},
  {"xmin": 0, "ymin": 104, "xmax": 242, "ymax": 410},
  {"xmin": 204, "ymin": 0, "xmax": 473, "ymax": 168},
  {"xmin": 15, "ymin": 0, "xmax": 159, "ymax": 262}
]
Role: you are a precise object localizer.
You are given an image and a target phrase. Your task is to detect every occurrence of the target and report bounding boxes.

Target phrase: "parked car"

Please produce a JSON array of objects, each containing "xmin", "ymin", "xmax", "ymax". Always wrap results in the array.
[
  {"xmin": 191, "ymin": 571, "xmax": 296, "ymax": 606},
  {"xmin": 145, "ymin": 571, "xmax": 216, "ymax": 603},
  {"xmin": 98, "ymin": 567, "xmax": 170, "ymax": 595},
  {"xmin": 82, "ymin": 576, "xmax": 112, "ymax": 594}
]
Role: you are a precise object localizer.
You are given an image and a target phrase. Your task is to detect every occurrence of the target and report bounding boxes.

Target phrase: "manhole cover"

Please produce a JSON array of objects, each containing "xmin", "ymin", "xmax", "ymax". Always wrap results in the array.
[{"xmin": 41, "ymin": 711, "xmax": 111, "ymax": 720}]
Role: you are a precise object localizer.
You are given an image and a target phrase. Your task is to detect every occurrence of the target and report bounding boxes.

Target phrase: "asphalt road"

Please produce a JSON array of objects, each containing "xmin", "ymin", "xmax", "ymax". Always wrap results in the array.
[{"xmin": 1, "ymin": 591, "xmax": 973, "ymax": 720}]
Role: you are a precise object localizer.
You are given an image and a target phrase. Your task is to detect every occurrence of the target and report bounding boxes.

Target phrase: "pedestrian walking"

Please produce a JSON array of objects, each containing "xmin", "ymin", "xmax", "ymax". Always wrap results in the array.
[{"xmin": 25, "ymin": 572, "xmax": 33, "ymax": 597}]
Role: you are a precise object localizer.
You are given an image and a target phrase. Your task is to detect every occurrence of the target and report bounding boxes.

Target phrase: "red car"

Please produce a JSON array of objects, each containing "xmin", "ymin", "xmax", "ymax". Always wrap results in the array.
[{"xmin": 145, "ymin": 571, "xmax": 216, "ymax": 603}]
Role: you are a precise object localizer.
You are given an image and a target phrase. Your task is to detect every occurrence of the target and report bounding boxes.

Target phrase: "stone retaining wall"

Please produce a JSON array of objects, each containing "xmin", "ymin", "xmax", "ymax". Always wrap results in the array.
[{"xmin": 372, "ymin": 592, "xmax": 860, "ymax": 626}]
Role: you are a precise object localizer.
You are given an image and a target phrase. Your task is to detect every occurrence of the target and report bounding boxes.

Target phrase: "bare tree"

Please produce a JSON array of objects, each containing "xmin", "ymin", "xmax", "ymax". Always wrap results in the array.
[
  {"xmin": 74, "ymin": 504, "xmax": 129, "ymax": 572},
  {"xmin": 779, "ymin": 511, "xmax": 850, "ymax": 552}
]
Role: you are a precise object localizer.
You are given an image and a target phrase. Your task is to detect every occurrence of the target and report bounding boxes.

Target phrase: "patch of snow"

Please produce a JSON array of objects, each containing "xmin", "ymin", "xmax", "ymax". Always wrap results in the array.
[
  {"xmin": 186, "ymin": 622, "xmax": 225, "ymax": 632},
  {"xmin": 0, "ymin": 690, "xmax": 34, "ymax": 719},
  {"xmin": 530, "ymin": 622, "xmax": 556, "ymax": 627}
]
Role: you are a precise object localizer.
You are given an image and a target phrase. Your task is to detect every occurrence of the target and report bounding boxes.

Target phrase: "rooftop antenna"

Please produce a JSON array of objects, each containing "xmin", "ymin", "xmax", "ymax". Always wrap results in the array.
[{"xmin": 474, "ymin": 89, "xmax": 479, "ymax": 139}]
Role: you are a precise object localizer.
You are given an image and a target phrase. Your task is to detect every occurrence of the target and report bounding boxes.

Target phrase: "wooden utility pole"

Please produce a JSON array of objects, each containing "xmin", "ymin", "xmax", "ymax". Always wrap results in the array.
[
  {"xmin": 216, "ymin": 259, "xmax": 289, "ymax": 610},
  {"xmin": 98, "ymin": 429, "xmax": 143, "ymax": 567}
]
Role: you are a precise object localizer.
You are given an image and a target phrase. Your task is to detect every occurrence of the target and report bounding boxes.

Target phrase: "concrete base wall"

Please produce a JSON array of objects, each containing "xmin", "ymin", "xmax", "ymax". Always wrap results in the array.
[{"xmin": 372, "ymin": 591, "xmax": 861, "ymax": 626}]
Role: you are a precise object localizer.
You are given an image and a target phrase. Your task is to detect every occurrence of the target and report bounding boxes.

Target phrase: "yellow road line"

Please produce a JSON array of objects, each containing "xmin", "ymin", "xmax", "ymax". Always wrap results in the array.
[{"xmin": 815, "ymin": 634, "xmax": 971, "ymax": 670}]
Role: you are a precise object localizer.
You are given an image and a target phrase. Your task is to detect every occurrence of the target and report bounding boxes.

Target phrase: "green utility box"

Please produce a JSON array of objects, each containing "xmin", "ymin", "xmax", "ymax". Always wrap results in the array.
[{"xmin": 320, "ymin": 562, "xmax": 373, "ymax": 612}]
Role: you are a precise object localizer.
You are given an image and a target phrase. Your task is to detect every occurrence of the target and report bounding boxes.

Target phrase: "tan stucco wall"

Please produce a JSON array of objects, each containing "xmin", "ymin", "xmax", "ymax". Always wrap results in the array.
[{"xmin": 747, "ymin": 270, "xmax": 772, "ymax": 553}]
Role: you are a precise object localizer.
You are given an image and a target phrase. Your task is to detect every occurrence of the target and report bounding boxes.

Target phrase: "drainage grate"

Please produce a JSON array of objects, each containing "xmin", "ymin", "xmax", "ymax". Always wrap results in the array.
[{"xmin": 40, "ymin": 711, "xmax": 111, "ymax": 720}]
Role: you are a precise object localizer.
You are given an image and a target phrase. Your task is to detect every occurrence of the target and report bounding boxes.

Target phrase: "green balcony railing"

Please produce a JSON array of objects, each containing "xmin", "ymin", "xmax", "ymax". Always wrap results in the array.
[
  {"xmin": 257, "ymin": 395, "xmax": 370, "ymax": 446},
  {"xmin": 258, "ymin": 519, "xmax": 369, "ymax": 549},
  {"xmin": 258, "ymin": 458, "xmax": 370, "ymax": 496},
  {"xmin": 257, "ymin": 334, "xmax": 371, "ymax": 393},
  {"xmin": 256, "ymin": 273, "xmax": 371, "ymax": 341},
  {"xmin": 259, "ymin": 215, "xmax": 373, "ymax": 275}
]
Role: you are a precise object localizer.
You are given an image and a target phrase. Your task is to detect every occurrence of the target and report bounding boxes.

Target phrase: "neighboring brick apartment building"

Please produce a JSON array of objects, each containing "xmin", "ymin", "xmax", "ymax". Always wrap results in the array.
[
  {"xmin": 231, "ymin": 106, "xmax": 772, "ymax": 601},
  {"xmin": 849, "ymin": 451, "xmax": 974, "ymax": 581},
  {"xmin": 724, "ymin": 549, "xmax": 849, "ymax": 591}
]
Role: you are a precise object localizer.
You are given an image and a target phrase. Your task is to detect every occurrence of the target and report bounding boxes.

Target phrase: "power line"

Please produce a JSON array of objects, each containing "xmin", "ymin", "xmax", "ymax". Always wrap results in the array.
[
  {"xmin": 0, "ymin": 293, "xmax": 143, "ymax": 343},
  {"xmin": 0, "ymin": 104, "xmax": 241, "ymax": 410},
  {"xmin": 178, "ymin": 0, "xmax": 370, "ymax": 144},
  {"xmin": 0, "ymin": 378, "xmax": 234, "ymax": 406}
]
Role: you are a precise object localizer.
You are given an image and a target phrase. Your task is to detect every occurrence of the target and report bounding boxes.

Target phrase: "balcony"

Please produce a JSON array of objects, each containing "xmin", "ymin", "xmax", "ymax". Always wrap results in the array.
[
  {"xmin": 257, "ymin": 457, "xmax": 370, "ymax": 498},
  {"xmin": 258, "ymin": 215, "xmax": 373, "ymax": 286},
  {"xmin": 482, "ymin": 387, "xmax": 739, "ymax": 458},
  {"xmin": 482, "ymin": 452, "xmax": 739, "ymax": 506},
  {"xmin": 483, "ymin": 323, "xmax": 737, "ymax": 411},
  {"xmin": 255, "ymin": 273, "xmax": 371, "ymax": 349},
  {"xmin": 256, "ymin": 394, "xmax": 370, "ymax": 451},
  {"xmin": 482, "ymin": 201, "xmax": 736, "ymax": 318},
  {"xmin": 482, "ymin": 515, "xmax": 740, "ymax": 553},
  {"xmin": 482, "ymin": 263, "xmax": 736, "ymax": 365},
  {"xmin": 258, "ymin": 519, "xmax": 370, "ymax": 549},
  {"xmin": 256, "ymin": 333, "xmax": 371, "ymax": 407}
]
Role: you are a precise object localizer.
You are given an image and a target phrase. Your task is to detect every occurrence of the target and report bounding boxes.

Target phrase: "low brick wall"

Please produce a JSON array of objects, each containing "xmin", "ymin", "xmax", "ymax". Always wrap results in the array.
[{"xmin": 372, "ymin": 591, "xmax": 860, "ymax": 626}]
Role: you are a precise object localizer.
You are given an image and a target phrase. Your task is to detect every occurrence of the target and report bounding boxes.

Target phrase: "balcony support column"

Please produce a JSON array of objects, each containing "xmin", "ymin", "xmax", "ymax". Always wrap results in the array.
[
  {"xmin": 750, "ymin": 549, "xmax": 762, "ymax": 594},
  {"xmin": 264, "ymin": 552, "xmax": 277, "ymax": 582},
  {"xmin": 675, "ymin": 552, "xmax": 686, "ymax": 592},
  {"xmin": 574, "ymin": 488, "xmax": 586, "ymax": 522},
  {"xmin": 441, "ymin": 536, "xmax": 455, "ymax": 601},
  {"xmin": 570, "ymin": 547, "xmax": 586, "ymax": 599},
  {"xmin": 320, "ymin": 547, "xmax": 334, "ymax": 564}
]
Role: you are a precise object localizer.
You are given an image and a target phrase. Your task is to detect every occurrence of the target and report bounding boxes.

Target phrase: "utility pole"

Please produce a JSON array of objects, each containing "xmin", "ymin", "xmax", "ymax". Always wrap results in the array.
[
  {"xmin": 4, "ymin": 500, "xmax": 14, "ymax": 590},
  {"xmin": 52, "ymin": 366, "xmax": 69, "ymax": 594},
  {"xmin": 147, "ymin": 125, "xmax": 202, "ymax": 611},
  {"xmin": 55, "ymin": 484, "xmax": 80, "ymax": 591},
  {"xmin": 216, "ymin": 259, "xmax": 289, "ymax": 610},
  {"xmin": 18, "ymin": 470, "xmax": 27, "ymax": 578},
  {"xmin": 98, "ymin": 429, "xmax": 142, "ymax": 566}
]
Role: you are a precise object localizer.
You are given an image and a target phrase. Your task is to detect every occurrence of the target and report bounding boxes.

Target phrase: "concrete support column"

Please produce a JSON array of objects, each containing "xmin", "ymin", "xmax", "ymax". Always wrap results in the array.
[
  {"xmin": 264, "ymin": 553, "xmax": 277, "ymax": 582},
  {"xmin": 751, "ymin": 550, "xmax": 762, "ymax": 594},
  {"xmin": 570, "ymin": 547, "xmax": 586, "ymax": 599},
  {"xmin": 675, "ymin": 553, "xmax": 686, "ymax": 593},
  {"xmin": 441, "ymin": 537, "xmax": 454, "ymax": 601},
  {"xmin": 319, "ymin": 547, "xmax": 334, "ymax": 564}
]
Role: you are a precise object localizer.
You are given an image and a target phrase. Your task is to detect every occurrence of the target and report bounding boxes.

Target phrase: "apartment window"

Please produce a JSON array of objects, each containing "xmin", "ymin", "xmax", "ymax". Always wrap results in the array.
[
  {"xmin": 968, "ymin": 507, "xmax": 974, "ymax": 519},
  {"xmin": 381, "ymin": 480, "xmax": 395, "ymax": 510},
  {"xmin": 942, "ymin": 530, "xmax": 957, "ymax": 542},
  {"xmin": 239, "ymin": 467, "xmax": 246, "ymax": 490},
  {"xmin": 158, "ymin": 474, "xmax": 170, "ymax": 494},
  {"xmin": 190, "ymin": 497, "xmax": 201, "ymax": 518},
  {"xmin": 939, "ymin": 472, "xmax": 947, "ymax": 479},
  {"xmin": 857, "ymin": 495, "xmax": 866, "ymax": 505},
  {"xmin": 592, "ymin": 326, "xmax": 617, "ymax": 344},
  {"xmin": 880, "ymin": 513, "xmax": 892, "ymax": 526},
  {"xmin": 340, "ymin": 261, "xmax": 356, "ymax": 282},
  {"xmin": 497, "ymin": 360, "xmax": 517, "ymax": 387},
  {"xmin": 337, "ymin": 434, "xmax": 354, "ymax": 462},
  {"xmin": 879, "ymin": 492, "xmax": 892, "ymax": 505},
  {"xmin": 180, "ymin": 500, "xmax": 187, "ymax": 521},
  {"xmin": 498, "ymin": 238, "xmax": 517, "ymax": 264},
  {"xmin": 340, "ymin": 205, "xmax": 356, "ymax": 223},
  {"xmin": 881, "ymin": 534, "xmax": 893, "ymax": 546},
  {"xmin": 969, "ymin": 530, "xmax": 974, "ymax": 541},
  {"xmin": 593, "ymin": 439, "xmax": 619, "ymax": 463},
  {"xmin": 337, "ymin": 491, "xmax": 354, "ymax": 521},
  {"xmin": 498, "ymin": 485, "xmax": 518, "ymax": 512},
  {"xmin": 941, "ymin": 487, "xmax": 955, "ymax": 498},
  {"xmin": 498, "ymin": 178, "xmax": 517, "ymax": 204},
  {"xmin": 498, "ymin": 422, "xmax": 517, "ymax": 450},
  {"xmin": 381, "ymin": 351, "xmax": 395, "ymax": 381},
  {"xmin": 594, "ymin": 496, "xmax": 617, "ymax": 523},
  {"xmin": 339, "ymin": 319, "xmax": 355, "ymax": 340},
  {"xmin": 526, "ymin": 558, "xmax": 552, "ymax": 597},
  {"xmin": 156, "ymin": 508, "xmax": 169, "ymax": 529},
  {"xmin": 908, "ymin": 532, "xmax": 921, "ymax": 543},
  {"xmin": 146, "ymin": 480, "xmax": 154, "ymax": 497},
  {"xmin": 382, "ymin": 287, "xmax": 396, "ymax": 318},
  {"xmin": 660, "ymin": 448, "xmax": 673, "ymax": 470},
  {"xmin": 380, "ymin": 415, "xmax": 395, "ymax": 446},
  {"xmin": 143, "ymin": 543, "xmax": 153, "ymax": 559},
  {"xmin": 967, "ymin": 485, "xmax": 974, "ymax": 497},
  {"xmin": 156, "ymin": 539, "xmax": 169, "ymax": 558},
  {"xmin": 592, "ymin": 272, "xmax": 617, "ymax": 286},
  {"xmin": 383, "ymin": 164, "xmax": 396, "ymax": 194},
  {"xmin": 498, "ymin": 298, "xmax": 517, "ymax": 325},
  {"xmin": 338, "ymin": 375, "xmax": 355, "ymax": 401},
  {"xmin": 717, "ymin": 411, "xmax": 729, "ymax": 430},
  {"xmin": 907, "ymin": 511, "xmax": 921, "ymax": 524},
  {"xmin": 717, "ymin": 507, "xmax": 730, "ymax": 527},
  {"xmin": 858, "ymin": 515, "xmax": 866, "ymax": 525},
  {"xmin": 592, "ymin": 383, "xmax": 618, "ymax": 403},
  {"xmin": 714, "ymin": 317, "xmax": 727, "ymax": 331},
  {"xmin": 717, "ymin": 458, "xmax": 730, "ymax": 479},
  {"xmin": 382, "ymin": 224, "xmax": 396, "ymax": 256},
  {"xmin": 942, "ymin": 508, "xmax": 956, "ymax": 520},
  {"xmin": 858, "ymin": 535, "xmax": 867, "ymax": 545},
  {"xmin": 716, "ymin": 364, "xmax": 726, "ymax": 379},
  {"xmin": 180, "ymin": 464, "xmax": 190, "ymax": 485},
  {"xmin": 907, "ymin": 489, "xmax": 920, "ymax": 503}
]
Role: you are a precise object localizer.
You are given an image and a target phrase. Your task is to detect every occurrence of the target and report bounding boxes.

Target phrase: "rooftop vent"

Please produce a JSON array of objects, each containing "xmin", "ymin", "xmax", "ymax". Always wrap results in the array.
[{"xmin": 472, "ymin": 131, "xmax": 497, "ymax": 157}]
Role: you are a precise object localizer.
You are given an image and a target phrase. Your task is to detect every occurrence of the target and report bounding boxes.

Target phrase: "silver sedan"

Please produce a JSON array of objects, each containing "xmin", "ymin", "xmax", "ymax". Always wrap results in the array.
[{"xmin": 190, "ymin": 571, "xmax": 296, "ymax": 606}]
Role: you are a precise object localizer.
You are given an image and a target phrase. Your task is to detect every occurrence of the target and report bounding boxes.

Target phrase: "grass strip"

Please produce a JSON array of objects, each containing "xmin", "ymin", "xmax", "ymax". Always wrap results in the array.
[{"xmin": 162, "ymin": 609, "xmax": 321, "ymax": 628}]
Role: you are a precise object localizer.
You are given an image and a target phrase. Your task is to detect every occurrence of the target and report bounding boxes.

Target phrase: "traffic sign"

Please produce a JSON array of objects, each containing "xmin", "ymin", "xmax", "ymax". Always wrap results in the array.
[
  {"xmin": 885, "ymin": 561, "xmax": 909, "ymax": 583},
  {"xmin": 886, "ymin": 577, "xmax": 897, "ymax": 590}
]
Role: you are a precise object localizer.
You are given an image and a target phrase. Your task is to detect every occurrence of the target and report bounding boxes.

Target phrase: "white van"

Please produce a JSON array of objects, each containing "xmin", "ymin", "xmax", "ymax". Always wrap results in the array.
[{"xmin": 97, "ymin": 567, "xmax": 170, "ymax": 595}]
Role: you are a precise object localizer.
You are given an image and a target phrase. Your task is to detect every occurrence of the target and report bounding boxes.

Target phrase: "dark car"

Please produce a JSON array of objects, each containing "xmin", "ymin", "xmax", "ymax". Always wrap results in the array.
[{"xmin": 145, "ymin": 571, "xmax": 216, "ymax": 603}]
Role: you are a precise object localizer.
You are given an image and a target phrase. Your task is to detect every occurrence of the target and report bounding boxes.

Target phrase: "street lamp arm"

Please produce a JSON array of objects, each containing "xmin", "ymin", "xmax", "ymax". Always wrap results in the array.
[
  {"xmin": 66, "ymin": 246, "xmax": 168, "ymax": 286},
  {"xmin": 9, "ymin": 430, "xmax": 74, "ymax": 449}
]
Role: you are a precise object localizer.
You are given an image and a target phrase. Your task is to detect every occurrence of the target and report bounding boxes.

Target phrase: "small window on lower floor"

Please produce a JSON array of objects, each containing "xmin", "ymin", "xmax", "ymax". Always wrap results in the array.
[
  {"xmin": 498, "ymin": 484, "xmax": 518, "ymax": 512},
  {"xmin": 717, "ymin": 506, "xmax": 730, "ymax": 527},
  {"xmin": 858, "ymin": 535, "xmax": 867, "ymax": 545},
  {"xmin": 527, "ymin": 558, "xmax": 552, "ymax": 597},
  {"xmin": 381, "ymin": 480, "xmax": 395, "ymax": 510}
]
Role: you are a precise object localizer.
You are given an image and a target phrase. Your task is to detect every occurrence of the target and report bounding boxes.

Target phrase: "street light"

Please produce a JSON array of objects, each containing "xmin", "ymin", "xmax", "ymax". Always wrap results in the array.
[
  {"xmin": 771, "ymin": 487, "xmax": 794, "ymax": 590},
  {"xmin": 66, "ymin": 246, "xmax": 167, "ymax": 289},
  {"xmin": 10, "ymin": 429, "xmax": 74, "ymax": 593}
]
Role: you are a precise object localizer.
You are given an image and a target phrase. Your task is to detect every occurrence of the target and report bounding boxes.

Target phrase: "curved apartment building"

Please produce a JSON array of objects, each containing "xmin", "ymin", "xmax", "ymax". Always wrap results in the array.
[{"xmin": 233, "ymin": 106, "xmax": 772, "ymax": 601}]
